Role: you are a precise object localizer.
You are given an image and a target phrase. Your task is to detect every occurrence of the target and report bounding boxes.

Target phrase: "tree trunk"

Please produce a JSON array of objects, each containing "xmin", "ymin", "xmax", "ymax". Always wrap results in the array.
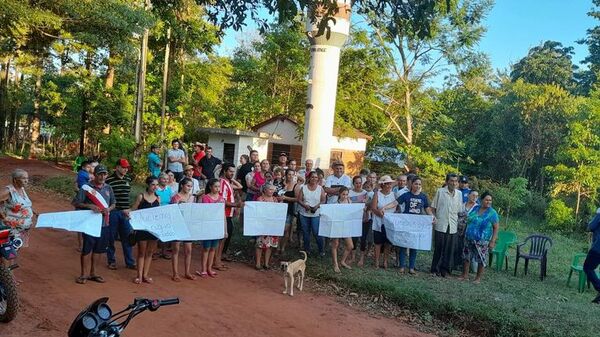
[
  {"xmin": 8, "ymin": 69, "xmax": 20, "ymax": 151},
  {"xmin": 404, "ymin": 86, "xmax": 413, "ymax": 145},
  {"xmin": 105, "ymin": 50, "xmax": 115, "ymax": 90},
  {"xmin": 79, "ymin": 52, "xmax": 93, "ymax": 156},
  {"xmin": 575, "ymin": 183, "xmax": 581, "ymax": 223},
  {"xmin": 0, "ymin": 58, "xmax": 10, "ymax": 150},
  {"xmin": 29, "ymin": 69, "xmax": 42, "ymax": 158},
  {"xmin": 160, "ymin": 27, "xmax": 171, "ymax": 140}
]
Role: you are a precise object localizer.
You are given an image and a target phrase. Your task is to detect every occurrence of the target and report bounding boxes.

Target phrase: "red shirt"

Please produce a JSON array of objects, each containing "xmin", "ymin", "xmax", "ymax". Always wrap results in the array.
[
  {"xmin": 219, "ymin": 178, "xmax": 234, "ymax": 217},
  {"xmin": 193, "ymin": 151, "xmax": 205, "ymax": 177}
]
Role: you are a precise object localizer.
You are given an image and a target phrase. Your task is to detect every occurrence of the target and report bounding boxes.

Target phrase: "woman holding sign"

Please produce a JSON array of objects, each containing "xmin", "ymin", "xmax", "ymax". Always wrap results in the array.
[
  {"xmin": 198, "ymin": 179, "xmax": 225, "ymax": 278},
  {"xmin": 169, "ymin": 178, "xmax": 196, "ymax": 282},
  {"xmin": 255, "ymin": 183, "xmax": 280, "ymax": 270},
  {"xmin": 331, "ymin": 187, "xmax": 354, "ymax": 273},
  {"xmin": 297, "ymin": 171, "xmax": 326, "ymax": 256},
  {"xmin": 370, "ymin": 176, "xmax": 396, "ymax": 269},
  {"xmin": 130, "ymin": 176, "xmax": 160, "ymax": 284}
]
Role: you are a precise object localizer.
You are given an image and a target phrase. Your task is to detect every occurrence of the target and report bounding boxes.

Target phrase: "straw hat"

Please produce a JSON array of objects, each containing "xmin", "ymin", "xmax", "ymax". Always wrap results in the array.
[{"xmin": 378, "ymin": 175, "xmax": 395, "ymax": 184}]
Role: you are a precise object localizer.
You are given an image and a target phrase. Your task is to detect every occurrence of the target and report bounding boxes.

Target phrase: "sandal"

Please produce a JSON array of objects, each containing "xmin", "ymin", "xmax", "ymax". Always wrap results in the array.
[
  {"xmin": 133, "ymin": 277, "xmax": 142, "ymax": 284},
  {"xmin": 214, "ymin": 265, "xmax": 229, "ymax": 271},
  {"xmin": 107, "ymin": 263, "xmax": 117, "ymax": 270},
  {"xmin": 185, "ymin": 274, "xmax": 196, "ymax": 280},
  {"xmin": 76, "ymin": 276, "xmax": 88, "ymax": 284},
  {"xmin": 88, "ymin": 275, "xmax": 106, "ymax": 283},
  {"xmin": 208, "ymin": 271, "xmax": 217, "ymax": 278},
  {"xmin": 142, "ymin": 277, "xmax": 154, "ymax": 284},
  {"xmin": 172, "ymin": 275, "xmax": 182, "ymax": 282},
  {"xmin": 195, "ymin": 271, "xmax": 208, "ymax": 278}
]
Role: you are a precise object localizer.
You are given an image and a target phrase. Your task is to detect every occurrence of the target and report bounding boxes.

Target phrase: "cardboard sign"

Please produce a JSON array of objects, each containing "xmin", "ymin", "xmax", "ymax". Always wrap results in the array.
[
  {"xmin": 383, "ymin": 213, "xmax": 433, "ymax": 250},
  {"xmin": 243, "ymin": 201, "xmax": 287, "ymax": 236},
  {"xmin": 129, "ymin": 204, "xmax": 189, "ymax": 241},
  {"xmin": 37, "ymin": 210, "xmax": 103, "ymax": 237},
  {"xmin": 178, "ymin": 203, "xmax": 225, "ymax": 240},
  {"xmin": 318, "ymin": 203, "xmax": 364, "ymax": 238}
]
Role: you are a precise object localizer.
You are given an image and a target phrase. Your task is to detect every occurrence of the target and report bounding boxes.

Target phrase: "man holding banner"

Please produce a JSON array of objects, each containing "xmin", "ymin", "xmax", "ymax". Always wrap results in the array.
[{"xmin": 72, "ymin": 165, "xmax": 116, "ymax": 284}]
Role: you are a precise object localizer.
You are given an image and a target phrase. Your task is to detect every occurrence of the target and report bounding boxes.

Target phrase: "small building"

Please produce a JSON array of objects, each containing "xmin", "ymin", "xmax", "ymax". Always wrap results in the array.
[{"xmin": 198, "ymin": 115, "xmax": 371, "ymax": 175}]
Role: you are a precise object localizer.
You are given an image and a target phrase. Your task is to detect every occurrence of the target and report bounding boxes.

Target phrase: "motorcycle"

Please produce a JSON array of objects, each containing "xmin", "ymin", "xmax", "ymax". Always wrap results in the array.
[
  {"xmin": 0, "ymin": 225, "xmax": 23, "ymax": 323},
  {"xmin": 68, "ymin": 297, "xmax": 179, "ymax": 337}
]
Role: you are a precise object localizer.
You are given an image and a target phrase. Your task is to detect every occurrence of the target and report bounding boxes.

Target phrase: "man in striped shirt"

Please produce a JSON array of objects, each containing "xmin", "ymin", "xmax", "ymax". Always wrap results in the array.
[
  {"xmin": 216, "ymin": 163, "xmax": 243, "ymax": 267},
  {"xmin": 105, "ymin": 158, "xmax": 136, "ymax": 270}
]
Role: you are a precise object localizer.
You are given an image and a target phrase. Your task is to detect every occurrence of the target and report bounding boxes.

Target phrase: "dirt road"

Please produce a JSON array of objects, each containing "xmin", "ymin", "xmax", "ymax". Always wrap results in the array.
[{"xmin": 0, "ymin": 157, "xmax": 433, "ymax": 337}]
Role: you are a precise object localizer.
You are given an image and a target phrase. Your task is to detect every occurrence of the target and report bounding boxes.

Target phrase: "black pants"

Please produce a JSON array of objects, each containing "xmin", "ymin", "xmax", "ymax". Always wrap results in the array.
[
  {"xmin": 173, "ymin": 171, "xmax": 184, "ymax": 182},
  {"xmin": 222, "ymin": 217, "xmax": 234, "ymax": 254},
  {"xmin": 584, "ymin": 250, "xmax": 600, "ymax": 292},
  {"xmin": 430, "ymin": 229, "xmax": 457, "ymax": 276}
]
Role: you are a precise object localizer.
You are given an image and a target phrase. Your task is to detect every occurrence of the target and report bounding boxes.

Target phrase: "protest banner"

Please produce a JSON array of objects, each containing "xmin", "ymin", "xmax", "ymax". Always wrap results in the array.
[
  {"xmin": 178, "ymin": 203, "xmax": 225, "ymax": 240},
  {"xmin": 318, "ymin": 203, "xmax": 363, "ymax": 238},
  {"xmin": 243, "ymin": 201, "xmax": 287, "ymax": 236},
  {"xmin": 383, "ymin": 213, "xmax": 433, "ymax": 250},
  {"xmin": 129, "ymin": 204, "xmax": 189, "ymax": 241},
  {"xmin": 37, "ymin": 210, "xmax": 102, "ymax": 237}
]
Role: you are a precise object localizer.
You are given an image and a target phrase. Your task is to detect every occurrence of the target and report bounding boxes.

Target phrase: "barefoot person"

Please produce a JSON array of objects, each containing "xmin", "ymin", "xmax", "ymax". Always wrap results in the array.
[
  {"xmin": 331, "ymin": 187, "xmax": 354, "ymax": 273},
  {"xmin": 129, "ymin": 176, "xmax": 161, "ymax": 284},
  {"xmin": 255, "ymin": 183, "xmax": 279, "ymax": 270},
  {"xmin": 0, "ymin": 169, "xmax": 35, "ymax": 268},
  {"xmin": 72, "ymin": 165, "xmax": 115, "ymax": 284},
  {"xmin": 169, "ymin": 178, "xmax": 196, "ymax": 282},
  {"xmin": 198, "ymin": 179, "xmax": 226, "ymax": 278},
  {"xmin": 459, "ymin": 192, "xmax": 499, "ymax": 284}
]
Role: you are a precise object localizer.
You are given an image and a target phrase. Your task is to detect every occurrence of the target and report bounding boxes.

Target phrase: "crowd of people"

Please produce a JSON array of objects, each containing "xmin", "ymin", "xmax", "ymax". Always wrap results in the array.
[{"xmin": 0, "ymin": 139, "xmax": 503, "ymax": 288}]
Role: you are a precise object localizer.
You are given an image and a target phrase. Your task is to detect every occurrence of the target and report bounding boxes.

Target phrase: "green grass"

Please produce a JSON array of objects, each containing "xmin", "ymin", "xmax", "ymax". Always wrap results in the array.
[
  {"xmin": 42, "ymin": 175, "xmax": 596, "ymax": 336},
  {"xmin": 43, "ymin": 176, "xmax": 146, "ymax": 207},
  {"xmin": 230, "ymin": 215, "xmax": 596, "ymax": 337}
]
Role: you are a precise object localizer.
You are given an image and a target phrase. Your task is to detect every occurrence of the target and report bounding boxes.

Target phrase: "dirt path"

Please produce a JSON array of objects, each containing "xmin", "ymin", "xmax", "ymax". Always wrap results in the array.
[{"xmin": 0, "ymin": 157, "xmax": 434, "ymax": 337}]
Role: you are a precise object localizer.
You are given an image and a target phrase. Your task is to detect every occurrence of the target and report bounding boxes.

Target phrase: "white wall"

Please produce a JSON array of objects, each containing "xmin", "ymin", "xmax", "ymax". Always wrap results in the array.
[
  {"xmin": 208, "ymin": 134, "xmax": 270, "ymax": 166},
  {"xmin": 207, "ymin": 134, "xmax": 238, "ymax": 163},
  {"xmin": 330, "ymin": 136, "xmax": 367, "ymax": 152},
  {"xmin": 255, "ymin": 119, "xmax": 302, "ymax": 146}
]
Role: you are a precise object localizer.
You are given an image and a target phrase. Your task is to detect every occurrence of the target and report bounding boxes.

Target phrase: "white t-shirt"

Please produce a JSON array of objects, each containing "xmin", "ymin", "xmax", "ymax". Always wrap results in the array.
[
  {"xmin": 299, "ymin": 184, "xmax": 323, "ymax": 217},
  {"xmin": 167, "ymin": 148, "xmax": 185, "ymax": 173},
  {"xmin": 372, "ymin": 190, "xmax": 396, "ymax": 232},
  {"xmin": 324, "ymin": 174, "xmax": 353, "ymax": 204},
  {"xmin": 348, "ymin": 189, "xmax": 368, "ymax": 203}
]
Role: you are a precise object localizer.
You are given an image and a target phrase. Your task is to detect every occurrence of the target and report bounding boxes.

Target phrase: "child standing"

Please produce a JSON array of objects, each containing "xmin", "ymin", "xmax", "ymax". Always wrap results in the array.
[
  {"xmin": 198, "ymin": 178, "xmax": 226, "ymax": 278},
  {"xmin": 331, "ymin": 187, "xmax": 354, "ymax": 273},
  {"xmin": 255, "ymin": 183, "xmax": 279, "ymax": 270}
]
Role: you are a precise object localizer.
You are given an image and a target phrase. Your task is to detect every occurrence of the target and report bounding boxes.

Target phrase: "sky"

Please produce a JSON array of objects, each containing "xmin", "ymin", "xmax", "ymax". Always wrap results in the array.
[{"xmin": 217, "ymin": 0, "xmax": 598, "ymax": 76}]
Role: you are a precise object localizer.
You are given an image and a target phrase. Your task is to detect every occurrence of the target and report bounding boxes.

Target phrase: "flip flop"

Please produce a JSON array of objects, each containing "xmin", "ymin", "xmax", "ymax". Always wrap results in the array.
[
  {"xmin": 88, "ymin": 275, "xmax": 106, "ymax": 283},
  {"xmin": 76, "ymin": 276, "xmax": 88, "ymax": 284},
  {"xmin": 133, "ymin": 277, "xmax": 142, "ymax": 284},
  {"xmin": 172, "ymin": 275, "xmax": 182, "ymax": 282},
  {"xmin": 208, "ymin": 271, "xmax": 217, "ymax": 278},
  {"xmin": 185, "ymin": 274, "xmax": 197, "ymax": 280},
  {"xmin": 107, "ymin": 263, "xmax": 117, "ymax": 270},
  {"xmin": 195, "ymin": 271, "xmax": 208, "ymax": 278},
  {"xmin": 142, "ymin": 277, "xmax": 154, "ymax": 284}
]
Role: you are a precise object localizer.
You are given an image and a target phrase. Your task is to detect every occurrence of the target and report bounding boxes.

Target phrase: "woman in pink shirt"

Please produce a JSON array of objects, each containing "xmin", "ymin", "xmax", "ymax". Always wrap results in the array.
[{"xmin": 197, "ymin": 179, "xmax": 227, "ymax": 277}]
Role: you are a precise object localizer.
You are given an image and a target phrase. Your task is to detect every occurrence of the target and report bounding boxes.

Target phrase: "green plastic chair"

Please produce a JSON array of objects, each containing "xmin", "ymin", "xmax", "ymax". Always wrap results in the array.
[
  {"xmin": 567, "ymin": 253, "xmax": 588, "ymax": 293},
  {"xmin": 489, "ymin": 231, "xmax": 517, "ymax": 271}
]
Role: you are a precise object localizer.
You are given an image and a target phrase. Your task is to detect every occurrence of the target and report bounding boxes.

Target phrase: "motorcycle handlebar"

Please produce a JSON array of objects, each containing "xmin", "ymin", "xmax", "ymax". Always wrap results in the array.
[{"xmin": 158, "ymin": 298, "xmax": 179, "ymax": 306}]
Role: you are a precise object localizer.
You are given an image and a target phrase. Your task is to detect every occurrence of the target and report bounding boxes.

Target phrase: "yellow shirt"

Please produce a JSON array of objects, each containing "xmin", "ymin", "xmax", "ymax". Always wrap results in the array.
[{"xmin": 431, "ymin": 187, "xmax": 463, "ymax": 234}]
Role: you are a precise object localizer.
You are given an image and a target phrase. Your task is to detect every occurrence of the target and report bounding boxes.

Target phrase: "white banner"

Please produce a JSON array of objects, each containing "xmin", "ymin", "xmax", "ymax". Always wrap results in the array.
[
  {"xmin": 318, "ymin": 203, "xmax": 363, "ymax": 238},
  {"xmin": 243, "ymin": 201, "xmax": 287, "ymax": 236},
  {"xmin": 383, "ymin": 213, "xmax": 433, "ymax": 250},
  {"xmin": 178, "ymin": 203, "xmax": 225, "ymax": 240},
  {"xmin": 37, "ymin": 210, "xmax": 103, "ymax": 237},
  {"xmin": 129, "ymin": 204, "xmax": 189, "ymax": 242}
]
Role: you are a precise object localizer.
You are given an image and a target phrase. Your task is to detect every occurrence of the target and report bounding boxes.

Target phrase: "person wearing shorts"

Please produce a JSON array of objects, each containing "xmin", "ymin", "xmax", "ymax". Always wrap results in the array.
[{"xmin": 72, "ymin": 165, "xmax": 116, "ymax": 284}]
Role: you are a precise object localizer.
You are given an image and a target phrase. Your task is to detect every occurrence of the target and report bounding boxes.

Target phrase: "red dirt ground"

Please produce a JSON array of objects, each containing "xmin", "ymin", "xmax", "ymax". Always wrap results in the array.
[{"xmin": 0, "ymin": 156, "xmax": 434, "ymax": 337}]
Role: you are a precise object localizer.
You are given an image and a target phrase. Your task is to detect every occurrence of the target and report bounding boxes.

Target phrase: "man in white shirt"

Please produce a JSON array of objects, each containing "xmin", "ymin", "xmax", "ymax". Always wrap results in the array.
[
  {"xmin": 324, "ymin": 161, "xmax": 352, "ymax": 204},
  {"xmin": 167, "ymin": 139, "xmax": 187, "ymax": 182},
  {"xmin": 297, "ymin": 159, "xmax": 314, "ymax": 180}
]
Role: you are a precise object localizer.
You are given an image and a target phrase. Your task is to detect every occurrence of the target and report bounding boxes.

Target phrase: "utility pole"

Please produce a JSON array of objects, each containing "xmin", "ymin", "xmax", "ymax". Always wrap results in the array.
[
  {"xmin": 160, "ymin": 27, "xmax": 171, "ymax": 141},
  {"xmin": 133, "ymin": 0, "xmax": 151, "ymax": 144}
]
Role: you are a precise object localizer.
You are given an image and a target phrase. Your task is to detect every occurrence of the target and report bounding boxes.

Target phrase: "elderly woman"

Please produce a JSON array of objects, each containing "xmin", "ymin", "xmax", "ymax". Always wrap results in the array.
[
  {"xmin": 0, "ymin": 169, "xmax": 34, "ymax": 259},
  {"xmin": 459, "ymin": 192, "xmax": 499, "ymax": 284}
]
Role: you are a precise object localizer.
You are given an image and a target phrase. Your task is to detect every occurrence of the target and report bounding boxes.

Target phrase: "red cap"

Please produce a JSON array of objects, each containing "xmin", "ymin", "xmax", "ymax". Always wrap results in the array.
[{"xmin": 117, "ymin": 158, "xmax": 131, "ymax": 168}]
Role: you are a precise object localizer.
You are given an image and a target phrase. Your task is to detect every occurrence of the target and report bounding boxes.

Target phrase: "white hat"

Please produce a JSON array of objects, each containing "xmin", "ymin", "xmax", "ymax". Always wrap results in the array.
[{"xmin": 378, "ymin": 175, "xmax": 395, "ymax": 184}]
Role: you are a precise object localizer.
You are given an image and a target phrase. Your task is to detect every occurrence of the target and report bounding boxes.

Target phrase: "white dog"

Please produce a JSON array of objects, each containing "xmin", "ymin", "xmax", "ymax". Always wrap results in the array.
[{"xmin": 280, "ymin": 251, "xmax": 307, "ymax": 296}]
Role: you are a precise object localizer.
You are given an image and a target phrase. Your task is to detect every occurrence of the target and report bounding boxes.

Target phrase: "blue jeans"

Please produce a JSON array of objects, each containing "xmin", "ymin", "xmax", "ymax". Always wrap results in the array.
[
  {"xmin": 299, "ymin": 214, "xmax": 323, "ymax": 254},
  {"xmin": 399, "ymin": 247, "xmax": 417, "ymax": 269},
  {"xmin": 584, "ymin": 250, "xmax": 600, "ymax": 292},
  {"xmin": 107, "ymin": 210, "xmax": 135, "ymax": 267}
]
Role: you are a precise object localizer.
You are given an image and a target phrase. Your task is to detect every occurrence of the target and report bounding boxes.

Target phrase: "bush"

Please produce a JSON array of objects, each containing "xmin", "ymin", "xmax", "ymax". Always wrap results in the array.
[{"xmin": 545, "ymin": 199, "xmax": 575, "ymax": 231}]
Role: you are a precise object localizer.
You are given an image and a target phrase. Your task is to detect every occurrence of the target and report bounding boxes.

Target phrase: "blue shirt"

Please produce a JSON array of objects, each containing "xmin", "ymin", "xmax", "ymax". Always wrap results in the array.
[
  {"xmin": 155, "ymin": 186, "xmax": 172, "ymax": 206},
  {"xmin": 588, "ymin": 213, "xmax": 600, "ymax": 253},
  {"xmin": 397, "ymin": 192, "xmax": 430, "ymax": 215},
  {"xmin": 76, "ymin": 170, "xmax": 90, "ymax": 189},
  {"xmin": 147, "ymin": 152, "xmax": 162, "ymax": 178},
  {"xmin": 459, "ymin": 188, "xmax": 471, "ymax": 203},
  {"xmin": 465, "ymin": 206, "xmax": 499, "ymax": 242}
]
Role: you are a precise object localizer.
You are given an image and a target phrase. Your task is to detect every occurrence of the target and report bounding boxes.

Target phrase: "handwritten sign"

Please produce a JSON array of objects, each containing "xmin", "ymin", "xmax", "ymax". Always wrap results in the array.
[
  {"xmin": 383, "ymin": 213, "xmax": 433, "ymax": 250},
  {"xmin": 129, "ymin": 204, "xmax": 189, "ymax": 241},
  {"xmin": 243, "ymin": 201, "xmax": 287, "ymax": 236},
  {"xmin": 319, "ymin": 203, "xmax": 364, "ymax": 238},
  {"xmin": 178, "ymin": 203, "xmax": 225, "ymax": 240},
  {"xmin": 37, "ymin": 210, "xmax": 103, "ymax": 237}
]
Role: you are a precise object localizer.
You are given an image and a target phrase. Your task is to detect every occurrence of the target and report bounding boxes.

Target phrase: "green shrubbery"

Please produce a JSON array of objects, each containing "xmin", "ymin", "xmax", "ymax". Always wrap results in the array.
[{"xmin": 545, "ymin": 199, "xmax": 576, "ymax": 231}]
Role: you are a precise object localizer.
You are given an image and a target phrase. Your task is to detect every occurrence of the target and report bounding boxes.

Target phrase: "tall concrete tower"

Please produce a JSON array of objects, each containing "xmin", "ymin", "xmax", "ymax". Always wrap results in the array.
[{"xmin": 302, "ymin": 2, "xmax": 351, "ymax": 169}]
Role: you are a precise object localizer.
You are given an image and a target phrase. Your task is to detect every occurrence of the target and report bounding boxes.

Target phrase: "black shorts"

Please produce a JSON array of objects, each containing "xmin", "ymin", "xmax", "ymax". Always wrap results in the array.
[
  {"xmin": 82, "ymin": 227, "xmax": 110, "ymax": 255},
  {"xmin": 373, "ymin": 225, "xmax": 391, "ymax": 245}
]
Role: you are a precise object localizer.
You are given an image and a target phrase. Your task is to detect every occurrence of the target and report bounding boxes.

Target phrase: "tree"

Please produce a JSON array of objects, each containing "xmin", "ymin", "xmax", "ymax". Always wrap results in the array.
[{"xmin": 510, "ymin": 40, "xmax": 576, "ymax": 91}]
